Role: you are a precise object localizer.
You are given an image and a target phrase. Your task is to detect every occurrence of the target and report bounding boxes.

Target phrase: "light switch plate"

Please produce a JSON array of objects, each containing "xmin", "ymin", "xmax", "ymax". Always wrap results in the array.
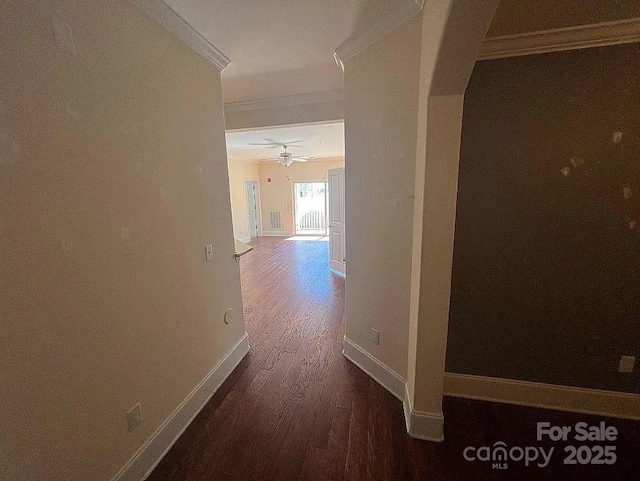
[
  {"xmin": 370, "ymin": 328, "xmax": 380, "ymax": 345},
  {"xmin": 126, "ymin": 402, "xmax": 143, "ymax": 432},
  {"xmin": 204, "ymin": 244, "xmax": 213, "ymax": 261}
]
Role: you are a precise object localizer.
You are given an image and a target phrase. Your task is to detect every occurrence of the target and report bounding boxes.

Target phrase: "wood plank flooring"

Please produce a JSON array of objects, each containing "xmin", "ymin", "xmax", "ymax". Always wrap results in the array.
[{"xmin": 148, "ymin": 236, "xmax": 639, "ymax": 481}]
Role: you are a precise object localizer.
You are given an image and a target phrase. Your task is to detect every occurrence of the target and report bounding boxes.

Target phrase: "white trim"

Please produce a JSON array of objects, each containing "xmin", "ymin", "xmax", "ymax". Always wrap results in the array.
[
  {"xmin": 226, "ymin": 119, "xmax": 345, "ymax": 134},
  {"xmin": 333, "ymin": 0, "xmax": 422, "ymax": 69},
  {"xmin": 237, "ymin": 236, "xmax": 251, "ymax": 244},
  {"xmin": 111, "ymin": 333, "xmax": 250, "ymax": 481},
  {"xmin": 342, "ymin": 336, "xmax": 405, "ymax": 401},
  {"xmin": 329, "ymin": 267, "xmax": 346, "ymax": 278},
  {"xmin": 341, "ymin": 337, "xmax": 444, "ymax": 441},
  {"xmin": 251, "ymin": 178, "xmax": 263, "ymax": 237},
  {"xmin": 340, "ymin": 337, "xmax": 639, "ymax": 441},
  {"xmin": 224, "ymin": 89, "xmax": 343, "ymax": 114},
  {"xmin": 444, "ymin": 373, "xmax": 640, "ymax": 421},
  {"xmin": 260, "ymin": 156, "xmax": 344, "ymax": 165},
  {"xmin": 403, "ymin": 384, "xmax": 445, "ymax": 442},
  {"xmin": 479, "ymin": 17, "xmax": 640, "ymax": 60},
  {"xmin": 261, "ymin": 230, "xmax": 294, "ymax": 237},
  {"xmin": 244, "ymin": 178, "xmax": 262, "ymax": 238},
  {"xmin": 132, "ymin": 0, "xmax": 230, "ymax": 70}
]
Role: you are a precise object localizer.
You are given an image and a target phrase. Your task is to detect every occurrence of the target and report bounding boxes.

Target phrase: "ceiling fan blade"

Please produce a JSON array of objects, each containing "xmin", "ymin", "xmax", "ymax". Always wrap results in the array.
[
  {"xmin": 247, "ymin": 139, "xmax": 304, "ymax": 148},
  {"xmin": 291, "ymin": 156, "xmax": 314, "ymax": 162},
  {"xmin": 247, "ymin": 142, "xmax": 282, "ymax": 148}
]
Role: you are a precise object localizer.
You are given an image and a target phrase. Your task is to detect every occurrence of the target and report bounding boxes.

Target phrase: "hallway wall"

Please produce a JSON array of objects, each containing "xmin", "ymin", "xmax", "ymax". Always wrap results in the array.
[
  {"xmin": 0, "ymin": 1, "xmax": 246, "ymax": 479},
  {"xmin": 447, "ymin": 43, "xmax": 640, "ymax": 393},
  {"xmin": 343, "ymin": 15, "xmax": 422, "ymax": 378}
]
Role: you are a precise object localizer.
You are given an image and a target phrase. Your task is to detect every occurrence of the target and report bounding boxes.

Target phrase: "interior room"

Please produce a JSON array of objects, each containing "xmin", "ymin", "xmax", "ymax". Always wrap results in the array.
[
  {"xmin": 2, "ymin": 1, "xmax": 639, "ymax": 480},
  {"xmin": 226, "ymin": 123, "xmax": 344, "ymax": 237},
  {"xmin": 225, "ymin": 121, "xmax": 346, "ymax": 276}
]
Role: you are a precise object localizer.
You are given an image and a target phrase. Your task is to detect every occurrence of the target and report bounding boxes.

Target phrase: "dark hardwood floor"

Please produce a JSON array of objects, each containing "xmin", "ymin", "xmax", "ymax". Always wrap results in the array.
[{"xmin": 148, "ymin": 236, "xmax": 639, "ymax": 481}]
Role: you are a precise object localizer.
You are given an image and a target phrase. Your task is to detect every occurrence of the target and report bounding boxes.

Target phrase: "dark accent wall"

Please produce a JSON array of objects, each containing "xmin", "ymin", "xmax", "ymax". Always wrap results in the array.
[{"xmin": 446, "ymin": 43, "xmax": 640, "ymax": 393}]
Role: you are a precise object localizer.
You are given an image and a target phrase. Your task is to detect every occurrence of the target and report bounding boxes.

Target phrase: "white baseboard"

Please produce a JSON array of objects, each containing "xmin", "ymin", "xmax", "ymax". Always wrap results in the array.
[
  {"xmin": 261, "ymin": 231, "xmax": 294, "ymax": 237},
  {"xmin": 111, "ymin": 333, "xmax": 250, "ymax": 481},
  {"xmin": 237, "ymin": 236, "xmax": 251, "ymax": 244},
  {"xmin": 341, "ymin": 337, "xmax": 444, "ymax": 441},
  {"xmin": 403, "ymin": 384, "xmax": 445, "ymax": 442},
  {"xmin": 444, "ymin": 373, "xmax": 640, "ymax": 421},
  {"xmin": 341, "ymin": 337, "xmax": 639, "ymax": 441},
  {"xmin": 342, "ymin": 336, "xmax": 405, "ymax": 401},
  {"xmin": 329, "ymin": 267, "xmax": 346, "ymax": 278}
]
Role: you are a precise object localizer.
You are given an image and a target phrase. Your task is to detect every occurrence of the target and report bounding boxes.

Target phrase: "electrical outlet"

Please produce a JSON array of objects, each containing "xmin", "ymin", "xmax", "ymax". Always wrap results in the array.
[
  {"xmin": 370, "ymin": 328, "xmax": 380, "ymax": 345},
  {"xmin": 204, "ymin": 244, "xmax": 213, "ymax": 261},
  {"xmin": 126, "ymin": 402, "xmax": 143, "ymax": 432},
  {"xmin": 618, "ymin": 356, "xmax": 636, "ymax": 373}
]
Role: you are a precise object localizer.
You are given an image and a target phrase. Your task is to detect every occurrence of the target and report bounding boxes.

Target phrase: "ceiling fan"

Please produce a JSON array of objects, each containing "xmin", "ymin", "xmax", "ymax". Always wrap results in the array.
[{"xmin": 262, "ymin": 145, "xmax": 314, "ymax": 167}]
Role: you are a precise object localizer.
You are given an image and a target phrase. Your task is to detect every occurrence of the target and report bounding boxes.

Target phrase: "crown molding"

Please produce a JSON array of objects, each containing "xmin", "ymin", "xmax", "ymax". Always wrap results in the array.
[
  {"xmin": 224, "ymin": 89, "xmax": 344, "ymax": 113},
  {"xmin": 132, "ymin": 0, "xmax": 230, "ymax": 70},
  {"xmin": 258, "ymin": 156, "xmax": 344, "ymax": 165},
  {"xmin": 479, "ymin": 17, "xmax": 640, "ymax": 60},
  {"xmin": 333, "ymin": 0, "xmax": 423, "ymax": 70}
]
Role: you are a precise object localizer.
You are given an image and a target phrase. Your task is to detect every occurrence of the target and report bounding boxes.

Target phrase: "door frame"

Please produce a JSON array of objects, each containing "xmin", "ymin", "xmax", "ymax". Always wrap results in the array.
[
  {"xmin": 292, "ymin": 181, "xmax": 328, "ymax": 236},
  {"xmin": 245, "ymin": 178, "xmax": 262, "ymax": 238}
]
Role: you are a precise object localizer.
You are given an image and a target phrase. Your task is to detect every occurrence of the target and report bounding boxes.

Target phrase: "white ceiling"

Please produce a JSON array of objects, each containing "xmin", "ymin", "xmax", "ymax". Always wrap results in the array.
[
  {"xmin": 160, "ymin": 1, "xmax": 640, "ymax": 103},
  {"xmin": 226, "ymin": 122, "xmax": 345, "ymax": 163},
  {"xmin": 164, "ymin": 0, "xmax": 366, "ymax": 102}
]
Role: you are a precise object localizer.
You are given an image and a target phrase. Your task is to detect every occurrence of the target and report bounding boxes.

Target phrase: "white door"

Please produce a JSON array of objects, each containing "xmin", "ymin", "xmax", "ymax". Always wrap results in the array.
[
  {"xmin": 328, "ymin": 168, "xmax": 345, "ymax": 276},
  {"xmin": 245, "ymin": 180, "xmax": 260, "ymax": 239}
]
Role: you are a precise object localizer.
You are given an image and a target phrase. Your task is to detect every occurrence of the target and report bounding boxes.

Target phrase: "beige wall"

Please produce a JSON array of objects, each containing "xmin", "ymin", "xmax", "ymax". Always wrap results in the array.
[
  {"xmin": 0, "ymin": 1, "xmax": 246, "ymax": 480},
  {"xmin": 227, "ymin": 159, "xmax": 260, "ymax": 240},
  {"xmin": 342, "ymin": 1, "xmax": 496, "ymax": 414},
  {"xmin": 258, "ymin": 159, "xmax": 344, "ymax": 234},
  {"xmin": 343, "ymin": 16, "xmax": 422, "ymax": 378}
]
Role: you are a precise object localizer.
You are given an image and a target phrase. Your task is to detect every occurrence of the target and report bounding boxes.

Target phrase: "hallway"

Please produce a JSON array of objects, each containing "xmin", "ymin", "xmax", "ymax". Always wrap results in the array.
[
  {"xmin": 148, "ymin": 237, "xmax": 639, "ymax": 481},
  {"xmin": 147, "ymin": 236, "xmax": 421, "ymax": 480}
]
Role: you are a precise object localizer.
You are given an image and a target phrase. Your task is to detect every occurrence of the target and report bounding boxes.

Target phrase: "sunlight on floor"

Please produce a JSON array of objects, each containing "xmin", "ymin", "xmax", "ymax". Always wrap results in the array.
[{"xmin": 286, "ymin": 235, "xmax": 329, "ymax": 242}]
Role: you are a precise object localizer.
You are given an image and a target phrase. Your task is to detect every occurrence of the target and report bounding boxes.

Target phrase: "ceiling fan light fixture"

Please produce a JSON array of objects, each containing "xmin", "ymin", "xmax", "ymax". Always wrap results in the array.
[{"xmin": 281, "ymin": 158, "xmax": 294, "ymax": 168}]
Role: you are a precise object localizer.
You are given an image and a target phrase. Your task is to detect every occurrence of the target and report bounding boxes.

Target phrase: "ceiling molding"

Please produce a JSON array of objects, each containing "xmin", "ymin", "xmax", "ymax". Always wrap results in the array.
[
  {"xmin": 132, "ymin": 0, "xmax": 230, "ymax": 70},
  {"xmin": 229, "ymin": 157, "xmax": 343, "ymax": 165},
  {"xmin": 224, "ymin": 89, "xmax": 344, "ymax": 113},
  {"xmin": 479, "ymin": 17, "xmax": 640, "ymax": 60},
  {"xmin": 333, "ymin": 0, "xmax": 423, "ymax": 69},
  {"xmin": 258, "ymin": 156, "xmax": 345, "ymax": 165}
]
